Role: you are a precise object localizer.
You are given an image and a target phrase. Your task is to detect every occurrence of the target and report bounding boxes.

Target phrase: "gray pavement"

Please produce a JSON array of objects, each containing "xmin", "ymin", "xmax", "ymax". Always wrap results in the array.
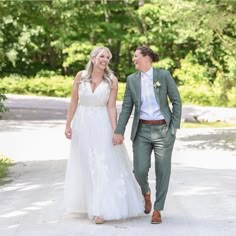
[
  {"xmin": 2, "ymin": 94, "xmax": 236, "ymax": 123},
  {"xmin": 0, "ymin": 94, "xmax": 236, "ymax": 236}
]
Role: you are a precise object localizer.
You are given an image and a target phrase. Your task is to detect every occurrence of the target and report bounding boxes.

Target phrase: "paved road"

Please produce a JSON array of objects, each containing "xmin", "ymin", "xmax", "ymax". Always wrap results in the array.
[
  {"xmin": 0, "ymin": 95, "xmax": 236, "ymax": 236},
  {"xmin": 2, "ymin": 94, "xmax": 236, "ymax": 123}
]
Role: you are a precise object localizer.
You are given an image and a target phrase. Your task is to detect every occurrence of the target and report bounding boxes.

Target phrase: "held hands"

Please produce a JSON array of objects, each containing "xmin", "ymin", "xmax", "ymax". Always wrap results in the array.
[
  {"xmin": 112, "ymin": 134, "xmax": 124, "ymax": 145},
  {"xmin": 65, "ymin": 126, "xmax": 72, "ymax": 139}
]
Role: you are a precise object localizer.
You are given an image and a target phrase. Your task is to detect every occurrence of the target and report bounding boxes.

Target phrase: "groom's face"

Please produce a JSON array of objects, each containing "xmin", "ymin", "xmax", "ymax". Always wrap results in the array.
[{"xmin": 133, "ymin": 50, "xmax": 149, "ymax": 72}]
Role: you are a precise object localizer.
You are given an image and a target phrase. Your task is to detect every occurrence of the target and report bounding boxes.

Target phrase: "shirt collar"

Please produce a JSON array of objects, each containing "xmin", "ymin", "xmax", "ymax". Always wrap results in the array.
[{"xmin": 141, "ymin": 67, "xmax": 153, "ymax": 78}]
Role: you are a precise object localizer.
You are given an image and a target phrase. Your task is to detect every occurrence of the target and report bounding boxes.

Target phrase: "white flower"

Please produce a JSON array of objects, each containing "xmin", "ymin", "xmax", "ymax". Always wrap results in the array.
[{"xmin": 153, "ymin": 81, "xmax": 161, "ymax": 89}]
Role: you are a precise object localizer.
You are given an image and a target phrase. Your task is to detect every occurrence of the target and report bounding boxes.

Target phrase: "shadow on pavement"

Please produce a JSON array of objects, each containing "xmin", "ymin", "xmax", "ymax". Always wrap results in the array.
[
  {"xmin": 0, "ymin": 159, "xmax": 235, "ymax": 235},
  {"xmin": 0, "ymin": 120, "xmax": 65, "ymax": 133},
  {"xmin": 1, "ymin": 108, "xmax": 67, "ymax": 121},
  {"xmin": 177, "ymin": 128, "xmax": 236, "ymax": 151}
]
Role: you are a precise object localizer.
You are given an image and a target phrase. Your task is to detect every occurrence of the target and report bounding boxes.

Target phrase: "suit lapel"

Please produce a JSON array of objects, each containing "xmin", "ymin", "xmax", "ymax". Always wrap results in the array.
[
  {"xmin": 153, "ymin": 68, "xmax": 160, "ymax": 105},
  {"xmin": 134, "ymin": 72, "xmax": 141, "ymax": 105}
]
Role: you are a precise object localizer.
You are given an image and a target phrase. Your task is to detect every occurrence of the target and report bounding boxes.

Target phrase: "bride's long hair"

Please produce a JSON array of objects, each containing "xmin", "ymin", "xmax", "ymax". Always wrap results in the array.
[{"xmin": 81, "ymin": 46, "xmax": 113, "ymax": 87}]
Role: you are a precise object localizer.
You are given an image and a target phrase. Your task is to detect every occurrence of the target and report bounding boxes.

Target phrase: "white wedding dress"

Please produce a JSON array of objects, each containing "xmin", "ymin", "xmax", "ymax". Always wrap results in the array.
[{"xmin": 64, "ymin": 78, "xmax": 144, "ymax": 220}]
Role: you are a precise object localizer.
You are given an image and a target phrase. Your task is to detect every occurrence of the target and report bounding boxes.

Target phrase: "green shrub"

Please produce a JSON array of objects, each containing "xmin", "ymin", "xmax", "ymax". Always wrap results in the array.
[
  {"xmin": 0, "ymin": 93, "xmax": 9, "ymax": 116},
  {"xmin": 226, "ymin": 87, "xmax": 236, "ymax": 107},
  {"xmin": 0, "ymin": 75, "xmax": 235, "ymax": 106},
  {"xmin": 179, "ymin": 83, "xmax": 236, "ymax": 107},
  {"xmin": 174, "ymin": 53, "xmax": 236, "ymax": 107},
  {"xmin": 35, "ymin": 70, "xmax": 58, "ymax": 78},
  {"xmin": 0, "ymin": 154, "xmax": 13, "ymax": 179},
  {"xmin": 0, "ymin": 76, "xmax": 73, "ymax": 97}
]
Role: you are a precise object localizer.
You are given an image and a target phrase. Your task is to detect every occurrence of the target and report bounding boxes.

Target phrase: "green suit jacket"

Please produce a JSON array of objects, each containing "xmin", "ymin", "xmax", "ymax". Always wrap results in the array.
[{"xmin": 115, "ymin": 68, "xmax": 182, "ymax": 141}]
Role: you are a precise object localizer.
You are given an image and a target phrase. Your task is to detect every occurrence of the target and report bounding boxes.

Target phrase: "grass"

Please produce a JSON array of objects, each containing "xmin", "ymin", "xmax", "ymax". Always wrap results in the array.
[{"xmin": 0, "ymin": 154, "xmax": 13, "ymax": 179}]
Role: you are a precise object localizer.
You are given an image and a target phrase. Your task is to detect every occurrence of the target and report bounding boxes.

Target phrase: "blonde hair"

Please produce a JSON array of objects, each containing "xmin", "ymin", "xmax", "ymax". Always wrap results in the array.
[{"xmin": 81, "ymin": 46, "xmax": 113, "ymax": 87}]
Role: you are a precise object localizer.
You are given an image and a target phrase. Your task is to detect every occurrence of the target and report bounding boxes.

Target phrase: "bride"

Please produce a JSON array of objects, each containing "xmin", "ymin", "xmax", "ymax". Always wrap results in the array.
[{"xmin": 64, "ymin": 46, "xmax": 144, "ymax": 224}]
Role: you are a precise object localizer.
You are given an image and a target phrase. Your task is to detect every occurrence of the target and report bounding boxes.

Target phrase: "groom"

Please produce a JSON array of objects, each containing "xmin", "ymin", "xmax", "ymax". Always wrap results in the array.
[{"xmin": 113, "ymin": 46, "xmax": 182, "ymax": 224}]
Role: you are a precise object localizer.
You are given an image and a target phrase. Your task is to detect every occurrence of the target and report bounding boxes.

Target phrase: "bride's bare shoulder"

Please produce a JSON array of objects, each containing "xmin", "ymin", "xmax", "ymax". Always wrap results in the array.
[{"xmin": 74, "ymin": 70, "xmax": 86, "ymax": 84}]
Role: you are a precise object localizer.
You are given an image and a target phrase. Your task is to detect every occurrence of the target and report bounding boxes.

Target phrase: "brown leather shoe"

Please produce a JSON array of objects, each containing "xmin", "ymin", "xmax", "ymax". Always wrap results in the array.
[
  {"xmin": 144, "ymin": 193, "xmax": 152, "ymax": 214},
  {"xmin": 151, "ymin": 210, "xmax": 162, "ymax": 224}
]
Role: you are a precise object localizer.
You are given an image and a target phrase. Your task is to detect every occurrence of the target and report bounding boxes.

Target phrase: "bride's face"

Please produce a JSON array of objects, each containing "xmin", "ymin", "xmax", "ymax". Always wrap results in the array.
[{"xmin": 93, "ymin": 50, "xmax": 111, "ymax": 70}]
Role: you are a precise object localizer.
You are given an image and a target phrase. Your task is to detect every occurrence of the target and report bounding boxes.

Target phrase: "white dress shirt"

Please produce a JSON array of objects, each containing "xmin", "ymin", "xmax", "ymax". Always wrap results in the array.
[{"xmin": 140, "ymin": 67, "xmax": 165, "ymax": 120}]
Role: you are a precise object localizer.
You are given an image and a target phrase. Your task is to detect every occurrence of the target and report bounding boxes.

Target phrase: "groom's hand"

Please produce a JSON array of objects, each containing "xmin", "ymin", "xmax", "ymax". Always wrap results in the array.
[{"xmin": 112, "ymin": 134, "xmax": 124, "ymax": 145}]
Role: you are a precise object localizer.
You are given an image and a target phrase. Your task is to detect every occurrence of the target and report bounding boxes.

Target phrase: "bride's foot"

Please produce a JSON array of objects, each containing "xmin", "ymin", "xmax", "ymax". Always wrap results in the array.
[{"xmin": 95, "ymin": 216, "xmax": 105, "ymax": 224}]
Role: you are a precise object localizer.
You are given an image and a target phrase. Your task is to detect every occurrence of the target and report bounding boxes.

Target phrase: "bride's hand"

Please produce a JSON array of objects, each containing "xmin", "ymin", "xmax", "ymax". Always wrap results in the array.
[
  {"xmin": 65, "ymin": 127, "xmax": 72, "ymax": 139},
  {"xmin": 112, "ymin": 134, "xmax": 124, "ymax": 145}
]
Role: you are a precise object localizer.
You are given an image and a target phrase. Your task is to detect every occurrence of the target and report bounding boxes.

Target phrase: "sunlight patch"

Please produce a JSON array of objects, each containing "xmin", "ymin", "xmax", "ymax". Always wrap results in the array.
[
  {"xmin": 32, "ymin": 200, "xmax": 53, "ymax": 207},
  {"xmin": 8, "ymin": 224, "xmax": 20, "ymax": 229},
  {"xmin": 19, "ymin": 184, "xmax": 41, "ymax": 191},
  {"xmin": 0, "ymin": 210, "xmax": 27, "ymax": 218},
  {"xmin": 173, "ymin": 186, "xmax": 217, "ymax": 196}
]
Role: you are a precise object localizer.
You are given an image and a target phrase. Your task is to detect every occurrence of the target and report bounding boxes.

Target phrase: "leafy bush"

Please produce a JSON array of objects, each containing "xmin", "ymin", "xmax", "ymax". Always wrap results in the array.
[
  {"xmin": 35, "ymin": 70, "xmax": 58, "ymax": 78},
  {"xmin": 0, "ymin": 154, "xmax": 13, "ymax": 179},
  {"xmin": 0, "ymin": 75, "xmax": 235, "ymax": 106},
  {"xmin": 174, "ymin": 54, "xmax": 210, "ymax": 86},
  {"xmin": 179, "ymin": 84, "xmax": 217, "ymax": 106},
  {"xmin": 0, "ymin": 93, "xmax": 9, "ymax": 116},
  {"xmin": 0, "ymin": 76, "xmax": 73, "ymax": 97},
  {"xmin": 222, "ymin": 86, "xmax": 236, "ymax": 107},
  {"xmin": 179, "ymin": 82, "xmax": 236, "ymax": 107},
  {"xmin": 174, "ymin": 54, "xmax": 236, "ymax": 107},
  {"xmin": 0, "ymin": 76, "xmax": 127, "ymax": 101}
]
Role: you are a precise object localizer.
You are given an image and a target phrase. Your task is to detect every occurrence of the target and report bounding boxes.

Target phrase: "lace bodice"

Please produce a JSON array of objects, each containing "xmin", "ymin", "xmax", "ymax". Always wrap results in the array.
[{"xmin": 78, "ymin": 81, "xmax": 110, "ymax": 107}]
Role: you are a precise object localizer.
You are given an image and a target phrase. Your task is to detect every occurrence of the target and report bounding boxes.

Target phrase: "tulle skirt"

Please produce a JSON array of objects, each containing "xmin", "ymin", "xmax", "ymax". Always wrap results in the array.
[{"xmin": 64, "ymin": 105, "xmax": 144, "ymax": 220}]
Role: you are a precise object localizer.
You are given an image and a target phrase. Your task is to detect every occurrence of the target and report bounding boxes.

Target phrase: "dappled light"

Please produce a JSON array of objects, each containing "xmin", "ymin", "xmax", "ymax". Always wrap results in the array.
[
  {"xmin": 1, "ymin": 127, "xmax": 236, "ymax": 235},
  {"xmin": 0, "ymin": 160, "xmax": 65, "ymax": 232},
  {"xmin": 173, "ymin": 186, "xmax": 219, "ymax": 196},
  {"xmin": 1, "ymin": 210, "xmax": 27, "ymax": 218},
  {"xmin": 1, "ymin": 182, "xmax": 40, "ymax": 192},
  {"xmin": 0, "ymin": 0, "xmax": 236, "ymax": 234},
  {"xmin": 176, "ymin": 128, "xmax": 236, "ymax": 151}
]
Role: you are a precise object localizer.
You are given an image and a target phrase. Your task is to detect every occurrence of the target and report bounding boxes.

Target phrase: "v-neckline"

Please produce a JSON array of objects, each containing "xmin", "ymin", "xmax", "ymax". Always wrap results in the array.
[{"xmin": 90, "ymin": 80, "xmax": 103, "ymax": 94}]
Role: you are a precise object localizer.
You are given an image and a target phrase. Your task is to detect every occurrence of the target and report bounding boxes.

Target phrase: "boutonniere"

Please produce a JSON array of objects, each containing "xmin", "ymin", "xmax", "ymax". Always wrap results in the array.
[{"xmin": 153, "ymin": 81, "xmax": 161, "ymax": 89}]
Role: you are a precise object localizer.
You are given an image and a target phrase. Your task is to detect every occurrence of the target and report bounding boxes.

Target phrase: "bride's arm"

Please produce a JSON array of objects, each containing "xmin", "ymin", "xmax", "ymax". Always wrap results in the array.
[
  {"xmin": 64, "ymin": 71, "xmax": 81, "ymax": 139},
  {"xmin": 107, "ymin": 76, "xmax": 118, "ymax": 132}
]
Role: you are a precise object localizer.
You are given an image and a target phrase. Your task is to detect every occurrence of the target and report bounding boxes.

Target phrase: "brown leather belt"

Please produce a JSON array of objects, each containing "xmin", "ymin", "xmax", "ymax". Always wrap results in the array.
[{"xmin": 139, "ymin": 119, "xmax": 166, "ymax": 125}]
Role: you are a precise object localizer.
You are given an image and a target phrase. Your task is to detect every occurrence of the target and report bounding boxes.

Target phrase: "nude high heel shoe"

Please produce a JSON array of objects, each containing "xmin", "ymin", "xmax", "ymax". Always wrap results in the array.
[{"xmin": 95, "ymin": 216, "xmax": 105, "ymax": 224}]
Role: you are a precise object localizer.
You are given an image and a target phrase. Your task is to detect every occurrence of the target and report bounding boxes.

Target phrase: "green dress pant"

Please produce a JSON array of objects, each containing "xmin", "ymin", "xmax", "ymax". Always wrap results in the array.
[{"xmin": 132, "ymin": 123, "xmax": 176, "ymax": 211}]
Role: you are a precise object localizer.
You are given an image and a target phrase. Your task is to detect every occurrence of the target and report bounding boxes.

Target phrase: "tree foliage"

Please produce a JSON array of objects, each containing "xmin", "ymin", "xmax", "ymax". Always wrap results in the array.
[{"xmin": 0, "ymin": 0, "xmax": 235, "ymax": 106}]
